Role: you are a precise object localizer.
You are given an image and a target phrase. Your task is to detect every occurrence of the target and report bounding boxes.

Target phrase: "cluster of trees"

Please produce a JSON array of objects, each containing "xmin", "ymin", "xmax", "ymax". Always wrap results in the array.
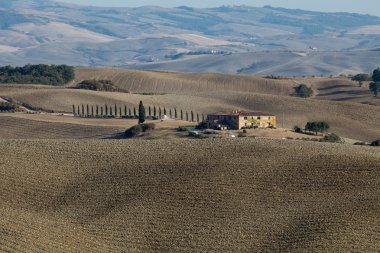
[
  {"xmin": 352, "ymin": 68, "xmax": 380, "ymax": 97},
  {"xmin": 304, "ymin": 121, "xmax": 330, "ymax": 135},
  {"xmin": 0, "ymin": 102, "xmax": 16, "ymax": 111},
  {"xmin": 294, "ymin": 84, "xmax": 313, "ymax": 98},
  {"xmin": 0, "ymin": 64, "xmax": 75, "ymax": 85},
  {"xmin": 74, "ymin": 79, "xmax": 128, "ymax": 92},
  {"xmin": 73, "ymin": 101, "xmax": 205, "ymax": 123}
]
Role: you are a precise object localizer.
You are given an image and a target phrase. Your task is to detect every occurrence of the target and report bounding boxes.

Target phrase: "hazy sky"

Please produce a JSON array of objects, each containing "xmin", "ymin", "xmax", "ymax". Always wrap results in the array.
[{"xmin": 56, "ymin": 0, "xmax": 380, "ymax": 16}]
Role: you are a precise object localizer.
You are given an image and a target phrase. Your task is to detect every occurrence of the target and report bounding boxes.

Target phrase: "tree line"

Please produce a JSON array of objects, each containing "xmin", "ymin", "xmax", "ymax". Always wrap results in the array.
[
  {"xmin": 352, "ymin": 68, "xmax": 380, "ymax": 97},
  {"xmin": 72, "ymin": 102, "xmax": 205, "ymax": 122},
  {"xmin": 0, "ymin": 64, "xmax": 75, "ymax": 86},
  {"xmin": 294, "ymin": 121, "xmax": 330, "ymax": 136}
]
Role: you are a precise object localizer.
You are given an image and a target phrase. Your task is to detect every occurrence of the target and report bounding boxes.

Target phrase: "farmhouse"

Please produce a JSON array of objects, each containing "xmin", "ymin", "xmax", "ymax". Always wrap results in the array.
[{"xmin": 207, "ymin": 110, "xmax": 276, "ymax": 130}]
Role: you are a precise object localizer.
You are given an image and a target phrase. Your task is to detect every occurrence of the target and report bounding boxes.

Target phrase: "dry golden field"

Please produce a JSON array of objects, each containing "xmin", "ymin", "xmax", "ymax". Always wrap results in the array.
[
  {"xmin": 0, "ymin": 68, "xmax": 379, "ymax": 142},
  {"xmin": 74, "ymin": 68, "xmax": 296, "ymax": 96},
  {"xmin": 1, "ymin": 139, "xmax": 380, "ymax": 252}
]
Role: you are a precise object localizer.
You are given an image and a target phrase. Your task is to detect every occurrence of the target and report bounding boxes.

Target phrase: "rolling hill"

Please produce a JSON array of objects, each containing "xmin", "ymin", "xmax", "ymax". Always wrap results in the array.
[
  {"xmin": 1, "ymin": 1, "xmax": 380, "ymax": 75},
  {"xmin": 1, "ymin": 68, "xmax": 379, "ymax": 141},
  {"xmin": 1, "ymin": 139, "xmax": 380, "ymax": 252}
]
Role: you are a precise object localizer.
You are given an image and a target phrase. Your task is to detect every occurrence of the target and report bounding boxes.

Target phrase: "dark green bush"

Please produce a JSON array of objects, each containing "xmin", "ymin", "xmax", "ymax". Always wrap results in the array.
[
  {"xmin": 125, "ymin": 125, "xmax": 143, "ymax": 138},
  {"xmin": 320, "ymin": 133, "xmax": 342, "ymax": 143},
  {"xmin": 177, "ymin": 126, "xmax": 188, "ymax": 132},
  {"xmin": 293, "ymin": 126, "xmax": 302, "ymax": 133},
  {"xmin": 125, "ymin": 123, "xmax": 156, "ymax": 138},
  {"xmin": 141, "ymin": 123, "xmax": 155, "ymax": 132},
  {"xmin": 371, "ymin": 139, "xmax": 380, "ymax": 147},
  {"xmin": 294, "ymin": 84, "xmax": 313, "ymax": 98},
  {"xmin": 0, "ymin": 102, "xmax": 16, "ymax": 111},
  {"xmin": 196, "ymin": 121, "xmax": 213, "ymax": 130},
  {"xmin": 74, "ymin": 79, "xmax": 128, "ymax": 92}
]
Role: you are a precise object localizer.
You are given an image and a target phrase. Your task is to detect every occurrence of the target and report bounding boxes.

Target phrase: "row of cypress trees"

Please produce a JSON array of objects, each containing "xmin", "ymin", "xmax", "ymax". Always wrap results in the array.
[{"xmin": 72, "ymin": 103, "xmax": 205, "ymax": 122}]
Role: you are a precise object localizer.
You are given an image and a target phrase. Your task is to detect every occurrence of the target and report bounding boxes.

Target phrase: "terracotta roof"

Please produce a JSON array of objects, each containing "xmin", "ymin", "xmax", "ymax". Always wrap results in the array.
[{"xmin": 209, "ymin": 111, "xmax": 276, "ymax": 117}]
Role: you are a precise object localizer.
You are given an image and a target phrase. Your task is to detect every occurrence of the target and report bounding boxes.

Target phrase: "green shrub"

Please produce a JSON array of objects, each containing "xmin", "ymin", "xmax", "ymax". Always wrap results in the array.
[
  {"xmin": 293, "ymin": 126, "xmax": 302, "ymax": 133},
  {"xmin": 371, "ymin": 139, "xmax": 380, "ymax": 147},
  {"xmin": 196, "ymin": 121, "xmax": 212, "ymax": 130},
  {"xmin": 0, "ymin": 102, "xmax": 16, "ymax": 111},
  {"xmin": 141, "ymin": 123, "xmax": 155, "ymax": 132},
  {"xmin": 320, "ymin": 133, "xmax": 342, "ymax": 143},
  {"xmin": 74, "ymin": 79, "xmax": 128, "ymax": 92},
  {"xmin": 294, "ymin": 84, "xmax": 313, "ymax": 98},
  {"xmin": 177, "ymin": 126, "xmax": 188, "ymax": 132},
  {"xmin": 125, "ymin": 125, "xmax": 143, "ymax": 138}
]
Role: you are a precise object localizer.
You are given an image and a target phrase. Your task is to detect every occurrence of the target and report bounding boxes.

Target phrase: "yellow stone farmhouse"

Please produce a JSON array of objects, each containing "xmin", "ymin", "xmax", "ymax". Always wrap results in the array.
[{"xmin": 207, "ymin": 110, "xmax": 276, "ymax": 130}]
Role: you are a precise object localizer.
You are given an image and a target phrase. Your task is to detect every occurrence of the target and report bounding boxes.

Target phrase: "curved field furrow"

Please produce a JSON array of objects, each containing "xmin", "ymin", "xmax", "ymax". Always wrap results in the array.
[
  {"xmin": 74, "ymin": 68, "xmax": 296, "ymax": 96},
  {"xmin": 0, "ymin": 116, "xmax": 121, "ymax": 139},
  {"xmin": 1, "ymin": 139, "xmax": 380, "ymax": 252}
]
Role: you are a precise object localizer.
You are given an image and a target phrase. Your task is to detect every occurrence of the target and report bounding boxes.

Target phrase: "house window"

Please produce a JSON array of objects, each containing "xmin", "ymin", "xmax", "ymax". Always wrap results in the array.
[
  {"xmin": 258, "ymin": 117, "xmax": 261, "ymax": 120},
  {"xmin": 244, "ymin": 117, "xmax": 248, "ymax": 120}
]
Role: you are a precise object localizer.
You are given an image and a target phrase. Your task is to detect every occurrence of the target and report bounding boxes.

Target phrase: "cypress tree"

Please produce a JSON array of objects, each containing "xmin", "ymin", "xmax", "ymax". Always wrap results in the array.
[
  {"xmin": 124, "ymin": 105, "xmax": 127, "ymax": 116},
  {"xmin": 154, "ymin": 106, "xmax": 157, "ymax": 118},
  {"xmin": 91, "ymin": 105, "xmax": 94, "ymax": 117},
  {"xmin": 164, "ymin": 107, "xmax": 167, "ymax": 115},
  {"xmin": 175, "ymin": 108, "xmax": 178, "ymax": 119},
  {"xmin": 72, "ymin": 104, "xmax": 75, "ymax": 115},
  {"xmin": 82, "ymin": 104, "xmax": 84, "ymax": 117},
  {"xmin": 191, "ymin": 111, "xmax": 194, "ymax": 122},
  {"xmin": 115, "ymin": 104, "xmax": 118, "ymax": 117},
  {"xmin": 87, "ymin": 104, "xmax": 89, "ymax": 116},
  {"xmin": 101, "ymin": 107, "xmax": 103, "ymax": 117},
  {"xmin": 170, "ymin": 109, "xmax": 172, "ymax": 119},
  {"xmin": 105, "ymin": 104, "xmax": 108, "ymax": 116},
  {"xmin": 138, "ymin": 101, "xmax": 146, "ymax": 124},
  {"xmin": 110, "ymin": 107, "xmax": 113, "ymax": 117},
  {"xmin": 149, "ymin": 106, "xmax": 152, "ymax": 118},
  {"xmin": 129, "ymin": 108, "xmax": 132, "ymax": 117},
  {"xmin": 119, "ymin": 107, "xmax": 122, "ymax": 117},
  {"xmin": 181, "ymin": 110, "xmax": 183, "ymax": 120},
  {"xmin": 197, "ymin": 113, "xmax": 200, "ymax": 122},
  {"xmin": 159, "ymin": 107, "xmax": 162, "ymax": 117},
  {"xmin": 77, "ymin": 105, "xmax": 80, "ymax": 116},
  {"xmin": 134, "ymin": 107, "xmax": 137, "ymax": 118}
]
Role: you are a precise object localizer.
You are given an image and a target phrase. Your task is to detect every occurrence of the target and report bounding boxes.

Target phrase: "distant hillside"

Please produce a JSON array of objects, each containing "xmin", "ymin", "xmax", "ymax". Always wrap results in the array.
[
  {"xmin": 128, "ymin": 50, "xmax": 380, "ymax": 76},
  {"xmin": 1, "ymin": 0, "xmax": 380, "ymax": 75}
]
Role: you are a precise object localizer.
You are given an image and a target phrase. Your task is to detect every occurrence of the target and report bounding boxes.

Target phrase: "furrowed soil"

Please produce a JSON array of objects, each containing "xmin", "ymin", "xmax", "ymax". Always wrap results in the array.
[{"xmin": 1, "ymin": 139, "xmax": 380, "ymax": 252}]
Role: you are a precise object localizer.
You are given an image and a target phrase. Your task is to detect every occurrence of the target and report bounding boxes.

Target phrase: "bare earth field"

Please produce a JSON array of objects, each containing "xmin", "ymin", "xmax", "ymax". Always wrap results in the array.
[
  {"xmin": 0, "ymin": 114, "xmax": 196, "ymax": 139},
  {"xmin": 1, "ymin": 139, "xmax": 380, "ymax": 252}
]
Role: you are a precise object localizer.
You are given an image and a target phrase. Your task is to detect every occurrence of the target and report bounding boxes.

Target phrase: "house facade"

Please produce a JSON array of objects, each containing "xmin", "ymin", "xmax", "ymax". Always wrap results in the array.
[{"xmin": 207, "ymin": 111, "xmax": 276, "ymax": 130}]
